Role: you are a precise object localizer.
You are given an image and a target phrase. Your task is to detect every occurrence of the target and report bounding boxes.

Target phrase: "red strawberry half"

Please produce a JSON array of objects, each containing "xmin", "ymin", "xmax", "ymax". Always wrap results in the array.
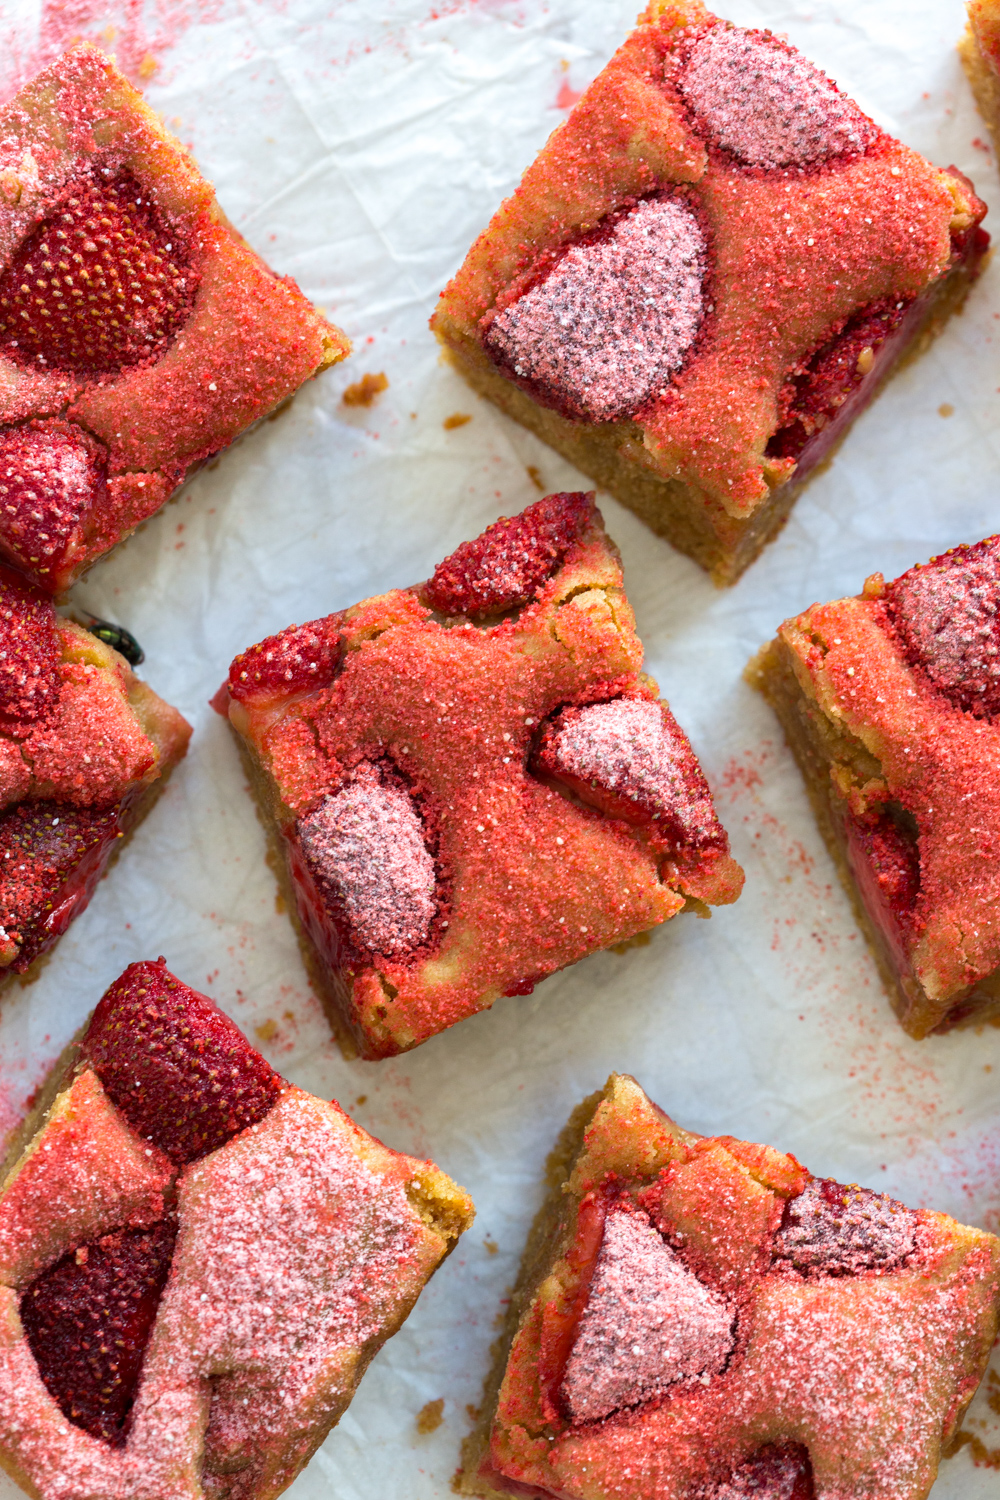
[
  {"xmin": 21, "ymin": 1220, "xmax": 177, "ymax": 1445},
  {"xmin": 0, "ymin": 564, "xmax": 61, "ymax": 723},
  {"xmin": 82, "ymin": 959, "xmax": 283, "ymax": 1166},
  {"xmin": 0, "ymin": 420, "xmax": 106, "ymax": 582},
  {"xmin": 0, "ymin": 167, "xmax": 197, "ymax": 375}
]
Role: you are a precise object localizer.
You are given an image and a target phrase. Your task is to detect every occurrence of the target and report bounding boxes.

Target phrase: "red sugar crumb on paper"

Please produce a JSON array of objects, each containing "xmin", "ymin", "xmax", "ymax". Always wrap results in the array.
[
  {"xmin": 0, "ymin": 167, "xmax": 196, "ymax": 376},
  {"xmin": 536, "ymin": 697, "xmax": 726, "ymax": 850},
  {"xmin": 83, "ymin": 959, "xmax": 283, "ymax": 1166},
  {"xmin": 560, "ymin": 1207, "xmax": 733, "ymax": 1424},
  {"xmin": 884, "ymin": 536, "xmax": 1000, "ymax": 718},
  {"xmin": 775, "ymin": 1177, "xmax": 917, "ymax": 1275},
  {"xmin": 424, "ymin": 491, "xmax": 589, "ymax": 617},
  {"xmin": 705, "ymin": 1444, "xmax": 813, "ymax": 1499},
  {"xmin": 297, "ymin": 763, "xmax": 436, "ymax": 957},
  {"xmin": 678, "ymin": 25, "xmax": 874, "ymax": 170},
  {"xmin": 0, "ymin": 422, "xmax": 106, "ymax": 577},
  {"xmin": 484, "ymin": 197, "xmax": 706, "ymax": 423},
  {"xmin": 0, "ymin": 569, "xmax": 60, "ymax": 723},
  {"xmin": 21, "ymin": 1220, "xmax": 177, "ymax": 1445}
]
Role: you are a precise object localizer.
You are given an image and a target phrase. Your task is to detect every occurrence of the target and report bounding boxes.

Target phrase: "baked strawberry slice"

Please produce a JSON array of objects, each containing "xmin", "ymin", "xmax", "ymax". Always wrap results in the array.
[
  {"xmin": 20, "ymin": 1220, "xmax": 177, "ymax": 1445},
  {"xmin": 0, "ymin": 563, "xmax": 61, "ymax": 727},
  {"xmin": 423, "ymin": 491, "xmax": 590, "ymax": 617},
  {"xmin": 774, "ymin": 1177, "xmax": 917, "ymax": 1275},
  {"xmin": 81, "ymin": 959, "xmax": 284, "ymax": 1165},
  {"xmin": 0, "ymin": 167, "xmax": 196, "ymax": 376},
  {"xmin": 0, "ymin": 421, "xmax": 107, "ymax": 585}
]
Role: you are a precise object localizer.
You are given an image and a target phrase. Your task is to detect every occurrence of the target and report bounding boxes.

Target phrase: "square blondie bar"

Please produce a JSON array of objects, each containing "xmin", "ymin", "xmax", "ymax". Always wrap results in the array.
[
  {"xmin": 460, "ymin": 1074, "xmax": 1000, "ymax": 1500},
  {"xmin": 218, "ymin": 492, "xmax": 743, "ymax": 1059},
  {"xmin": 0, "ymin": 44, "xmax": 350, "ymax": 592},
  {"xmin": 433, "ymin": 1, "xmax": 988, "ymax": 584}
]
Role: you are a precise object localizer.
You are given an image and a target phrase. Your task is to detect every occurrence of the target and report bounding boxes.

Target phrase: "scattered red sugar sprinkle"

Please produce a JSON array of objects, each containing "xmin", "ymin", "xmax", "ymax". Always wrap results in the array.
[
  {"xmin": 0, "ymin": 422, "xmax": 105, "ymax": 579},
  {"xmin": 536, "ymin": 697, "xmax": 727, "ymax": 850},
  {"xmin": 0, "ymin": 167, "xmax": 196, "ymax": 375},
  {"xmin": 560, "ymin": 1206, "xmax": 733, "ymax": 1424},
  {"xmin": 228, "ymin": 617, "xmax": 343, "ymax": 705},
  {"xmin": 885, "ymin": 536, "xmax": 1000, "ymax": 717},
  {"xmin": 774, "ymin": 1177, "xmax": 916, "ymax": 1276},
  {"xmin": 484, "ymin": 197, "xmax": 706, "ymax": 423},
  {"xmin": 82, "ymin": 959, "xmax": 283, "ymax": 1166},
  {"xmin": 679, "ymin": 25, "xmax": 875, "ymax": 170},
  {"xmin": 0, "ymin": 566, "xmax": 60, "ymax": 723},
  {"xmin": 21, "ymin": 1220, "xmax": 176, "ymax": 1445},
  {"xmin": 0, "ymin": 801, "xmax": 122, "ymax": 972},
  {"xmin": 706, "ymin": 1443, "xmax": 814, "ymax": 1499},
  {"xmin": 424, "ymin": 491, "xmax": 590, "ymax": 617},
  {"xmin": 297, "ymin": 762, "xmax": 436, "ymax": 957}
]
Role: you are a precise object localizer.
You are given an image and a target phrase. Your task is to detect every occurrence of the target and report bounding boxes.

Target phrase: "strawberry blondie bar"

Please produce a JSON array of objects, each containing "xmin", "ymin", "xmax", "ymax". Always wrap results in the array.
[
  {"xmin": 751, "ymin": 536, "xmax": 1000, "ymax": 1037},
  {"xmin": 0, "ymin": 45, "xmax": 349, "ymax": 592},
  {"xmin": 434, "ymin": 1, "xmax": 988, "ymax": 583},
  {"xmin": 459, "ymin": 1074, "xmax": 1000, "ymax": 1500},
  {"xmin": 217, "ymin": 492, "xmax": 743, "ymax": 1059},
  {"xmin": 0, "ymin": 564, "xmax": 189, "ymax": 985},
  {"xmin": 0, "ymin": 958, "xmax": 473, "ymax": 1500}
]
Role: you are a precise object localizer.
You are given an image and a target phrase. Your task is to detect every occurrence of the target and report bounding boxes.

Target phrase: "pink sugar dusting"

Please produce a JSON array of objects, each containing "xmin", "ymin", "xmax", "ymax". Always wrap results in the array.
[
  {"xmin": 485, "ymin": 196, "xmax": 706, "ymax": 424},
  {"xmin": 297, "ymin": 762, "xmax": 435, "ymax": 957},
  {"xmin": 775, "ymin": 1178, "xmax": 916, "ymax": 1276},
  {"xmin": 539, "ymin": 697, "xmax": 723, "ymax": 848},
  {"xmin": 679, "ymin": 26, "xmax": 874, "ymax": 170},
  {"xmin": 560, "ymin": 1207, "xmax": 733, "ymax": 1424},
  {"xmin": 886, "ymin": 536, "xmax": 1000, "ymax": 718}
]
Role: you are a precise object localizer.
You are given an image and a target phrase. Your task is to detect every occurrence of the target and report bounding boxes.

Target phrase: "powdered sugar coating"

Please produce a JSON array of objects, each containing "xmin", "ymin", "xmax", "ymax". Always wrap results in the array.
[
  {"xmin": 485, "ymin": 197, "xmax": 706, "ymax": 423},
  {"xmin": 561, "ymin": 1207, "xmax": 733, "ymax": 1424},
  {"xmin": 886, "ymin": 537, "xmax": 1000, "ymax": 718},
  {"xmin": 774, "ymin": 1178, "xmax": 916, "ymax": 1275},
  {"xmin": 679, "ymin": 26, "xmax": 874, "ymax": 170},
  {"xmin": 538, "ymin": 697, "xmax": 724, "ymax": 848},
  {"xmin": 297, "ymin": 763, "xmax": 436, "ymax": 957}
]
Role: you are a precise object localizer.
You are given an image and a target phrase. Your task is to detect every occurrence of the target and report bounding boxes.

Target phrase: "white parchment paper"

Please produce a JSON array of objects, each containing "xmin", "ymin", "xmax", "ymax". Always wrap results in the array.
[{"xmin": 0, "ymin": 0, "xmax": 998, "ymax": 1494}]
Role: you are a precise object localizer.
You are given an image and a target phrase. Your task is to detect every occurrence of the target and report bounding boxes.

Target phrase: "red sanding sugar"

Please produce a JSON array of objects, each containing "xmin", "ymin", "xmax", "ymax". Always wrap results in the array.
[
  {"xmin": 82, "ymin": 959, "xmax": 283, "ymax": 1166},
  {"xmin": 705, "ymin": 1444, "xmax": 814, "ymax": 1499},
  {"xmin": 0, "ymin": 567, "xmax": 61, "ymax": 723},
  {"xmin": 679, "ymin": 25, "xmax": 874, "ymax": 170},
  {"xmin": 297, "ymin": 762, "xmax": 436, "ymax": 957},
  {"xmin": 885, "ymin": 536, "xmax": 1000, "ymax": 718},
  {"xmin": 537, "ymin": 697, "xmax": 724, "ymax": 848},
  {"xmin": 21, "ymin": 1220, "xmax": 177, "ymax": 1446},
  {"xmin": 774, "ymin": 1178, "xmax": 916, "ymax": 1276},
  {"xmin": 424, "ymin": 491, "xmax": 589, "ymax": 617},
  {"xmin": 0, "ymin": 167, "xmax": 196, "ymax": 375},
  {"xmin": 484, "ymin": 197, "xmax": 706, "ymax": 423},
  {"xmin": 560, "ymin": 1206, "xmax": 734, "ymax": 1424},
  {"xmin": 0, "ymin": 421, "xmax": 106, "ymax": 575}
]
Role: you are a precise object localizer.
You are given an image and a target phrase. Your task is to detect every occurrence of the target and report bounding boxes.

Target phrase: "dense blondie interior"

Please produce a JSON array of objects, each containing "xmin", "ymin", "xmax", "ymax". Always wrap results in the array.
[
  {"xmin": 218, "ymin": 493, "xmax": 743, "ymax": 1059},
  {"xmin": 460, "ymin": 1074, "xmax": 1000, "ymax": 1500},
  {"xmin": 434, "ymin": 0, "xmax": 988, "ymax": 584},
  {"xmin": 0, "ymin": 960, "xmax": 473, "ymax": 1500},
  {"xmin": 0, "ymin": 45, "xmax": 349, "ymax": 592},
  {"xmin": 962, "ymin": 2, "xmax": 1000, "ymax": 155},
  {"xmin": 751, "ymin": 540, "xmax": 1000, "ymax": 1038}
]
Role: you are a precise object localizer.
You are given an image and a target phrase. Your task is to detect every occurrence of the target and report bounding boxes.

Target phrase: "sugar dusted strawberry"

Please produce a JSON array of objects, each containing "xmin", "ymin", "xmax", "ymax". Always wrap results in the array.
[
  {"xmin": 0, "ymin": 168, "xmax": 196, "ymax": 376},
  {"xmin": 21, "ymin": 1220, "xmax": 177, "ymax": 1444},
  {"xmin": 0, "ymin": 565, "xmax": 61, "ymax": 724},
  {"xmin": 534, "ymin": 696, "xmax": 729, "ymax": 852},
  {"xmin": 707, "ymin": 1445, "xmax": 814, "ymax": 1500},
  {"xmin": 768, "ymin": 299, "xmax": 912, "ymax": 462},
  {"xmin": 228, "ymin": 617, "xmax": 343, "ymax": 707},
  {"xmin": 884, "ymin": 535, "xmax": 1000, "ymax": 717},
  {"xmin": 775, "ymin": 1177, "xmax": 917, "ymax": 1276},
  {"xmin": 0, "ymin": 802, "xmax": 123, "ymax": 971},
  {"xmin": 0, "ymin": 420, "xmax": 106, "ymax": 581},
  {"xmin": 423, "ymin": 491, "xmax": 590, "ymax": 617},
  {"xmin": 82, "ymin": 960, "xmax": 283, "ymax": 1166}
]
